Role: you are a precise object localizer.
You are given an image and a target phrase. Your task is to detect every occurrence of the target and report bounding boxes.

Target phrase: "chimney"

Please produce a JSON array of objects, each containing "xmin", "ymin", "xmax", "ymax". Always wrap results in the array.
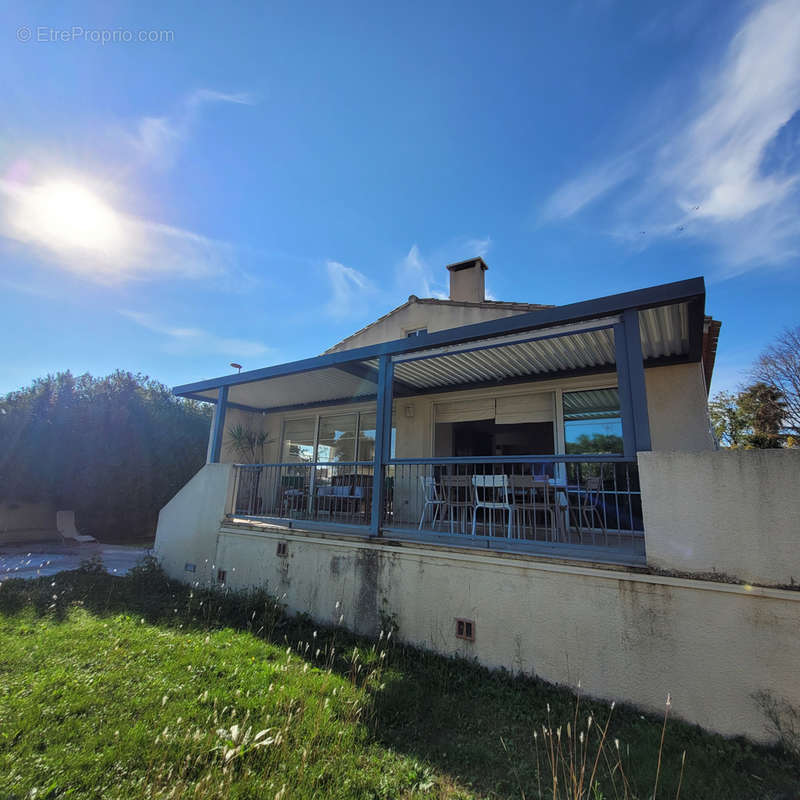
[{"xmin": 446, "ymin": 257, "xmax": 488, "ymax": 303}]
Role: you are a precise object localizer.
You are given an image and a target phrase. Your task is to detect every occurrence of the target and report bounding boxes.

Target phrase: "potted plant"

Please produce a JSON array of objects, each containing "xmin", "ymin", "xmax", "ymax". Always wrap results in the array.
[{"xmin": 227, "ymin": 425, "xmax": 273, "ymax": 514}]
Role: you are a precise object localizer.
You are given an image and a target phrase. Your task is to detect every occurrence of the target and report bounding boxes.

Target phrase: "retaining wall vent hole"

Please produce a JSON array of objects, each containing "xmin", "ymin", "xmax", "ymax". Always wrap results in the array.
[
  {"xmin": 455, "ymin": 618, "xmax": 475, "ymax": 642},
  {"xmin": 276, "ymin": 541, "xmax": 288, "ymax": 557}
]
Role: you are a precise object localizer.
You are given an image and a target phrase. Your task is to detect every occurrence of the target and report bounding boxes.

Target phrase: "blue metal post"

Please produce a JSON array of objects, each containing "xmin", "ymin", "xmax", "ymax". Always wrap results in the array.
[
  {"xmin": 208, "ymin": 385, "xmax": 229, "ymax": 463},
  {"xmin": 370, "ymin": 354, "xmax": 393, "ymax": 536},
  {"xmin": 614, "ymin": 310, "xmax": 651, "ymax": 456},
  {"xmin": 623, "ymin": 308, "xmax": 652, "ymax": 452}
]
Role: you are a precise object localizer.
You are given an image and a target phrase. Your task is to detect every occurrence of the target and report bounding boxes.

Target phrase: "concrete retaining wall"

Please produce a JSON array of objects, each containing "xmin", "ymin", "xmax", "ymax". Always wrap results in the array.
[
  {"xmin": 214, "ymin": 524, "xmax": 800, "ymax": 743},
  {"xmin": 154, "ymin": 463, "xmax": 234, "ymax": 581},
  {"xmin": 0, "ymin": 501, "xmax": 56, "ymax": 532},
  {"xmin": 0, "ymin": 501, "xmax": 60, "ymax": 544},
  {"xmin": 639, "ymin": 449, "xmax": 800, "ymax": 586}
]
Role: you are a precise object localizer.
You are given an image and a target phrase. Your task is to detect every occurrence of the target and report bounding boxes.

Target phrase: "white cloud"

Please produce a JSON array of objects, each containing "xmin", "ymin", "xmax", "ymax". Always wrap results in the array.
[
  {"xmin": 395, "ymin": 237, "xmax": 493, "ymax": 299},
  {"xmin": 541, "ymin": 156, "xmax": 636, "ymax": 221},
  {"xmin": 324, "ymin": 236, "xmax": 494, "ymax": 323},
  {"xmin": 0, "ymin": 176, "xmax": 242, "ymax": 285},
  {"xmin": 129, "ymin": 88, "xmax": 255, "ymax": 169},
  {"xmin": 396, "ymin": 244, "xmax": 441, "ymax": 298},
  {"xmin": 464, "ymin": 236, "xmax": 492, "ymax": 259},
  {"xmin": 325, "ymin": 260, "xmax": 376, "ymax": 317},
  {"xmin": 667, "ymin": 0, "xmax": 800, "ymax": 220},
  {"xmin": 120, "ymin": 310, "xmax": 270, "ymax": 358},
  {"xmin": 541, "ymin": 0, "xmax": 800, "ymax": 272}
]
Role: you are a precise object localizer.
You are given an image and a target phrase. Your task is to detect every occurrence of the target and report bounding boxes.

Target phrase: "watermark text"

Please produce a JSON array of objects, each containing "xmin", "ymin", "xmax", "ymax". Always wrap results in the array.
[{"xmin": 17, "ymin": 26, "xmax": 174, "ymax": 44}]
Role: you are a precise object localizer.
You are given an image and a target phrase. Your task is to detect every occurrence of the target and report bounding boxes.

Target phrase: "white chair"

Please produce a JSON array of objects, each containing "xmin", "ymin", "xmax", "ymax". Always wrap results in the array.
[
  {"xmin": 471, "ymin": 474, "xmax": 517, "ymax": 539},
  {"xmin": 418, "ymin": 475, "xmax": 445, "ymax": 530},
  {"xmin": 56, "ymin": 510, "xmax": 96, "ymax": 543}
]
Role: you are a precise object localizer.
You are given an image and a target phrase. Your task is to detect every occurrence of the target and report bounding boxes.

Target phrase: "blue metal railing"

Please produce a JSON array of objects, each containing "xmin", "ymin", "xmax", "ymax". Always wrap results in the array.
[
  {"xmin": 383, "ymin": 456, "xmax": 643, "ymax": 555},
  {"xmin": 228, "ymin": 455, "xmax": 644, "ymax": 560},
  {"xmin": 230, "ymin": 461, "xmax": 375, "ymax": 527}
]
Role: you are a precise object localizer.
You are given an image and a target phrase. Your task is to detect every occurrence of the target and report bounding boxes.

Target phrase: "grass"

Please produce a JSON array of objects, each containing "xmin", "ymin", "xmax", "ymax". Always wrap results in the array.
[{"xmin": 0, "ymin": 559, "xmax": 798, "ymax": 799}]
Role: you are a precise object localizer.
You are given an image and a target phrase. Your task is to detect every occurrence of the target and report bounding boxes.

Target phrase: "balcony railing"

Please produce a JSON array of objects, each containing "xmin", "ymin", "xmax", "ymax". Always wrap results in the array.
[
  {"xmin": 231, "ymin": 462, "xmax": 375, "ymax": 528},
  {"xmin": 384, "ymin": 456, "xmax": 644, "ymax": 558},
  {"xmin": 229, "ymin": 455, "xmax": 644, "ymax": 560}
]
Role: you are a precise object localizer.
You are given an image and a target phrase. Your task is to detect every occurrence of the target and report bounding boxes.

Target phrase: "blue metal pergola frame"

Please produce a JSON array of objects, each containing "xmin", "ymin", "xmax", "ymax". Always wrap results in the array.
[{"xmin": 184, "ymin": 277, "xmax": 706, "ymax": 533}]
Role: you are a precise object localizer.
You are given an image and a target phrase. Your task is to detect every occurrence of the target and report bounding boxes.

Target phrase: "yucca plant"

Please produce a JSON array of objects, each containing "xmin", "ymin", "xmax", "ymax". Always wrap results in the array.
[
  {"xmin": 227, "ymin": 424, "xmax": 272, "ymax": 464},
  {"xmin": 227, "ymin": 425, "xmax": 273, "ymax": 515}
]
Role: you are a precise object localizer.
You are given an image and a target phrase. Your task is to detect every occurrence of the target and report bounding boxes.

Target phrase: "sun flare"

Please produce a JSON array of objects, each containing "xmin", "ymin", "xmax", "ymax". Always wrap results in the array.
[{"xmin": 11, "ymin": 180, "xmax": 124, "ymax": 254}]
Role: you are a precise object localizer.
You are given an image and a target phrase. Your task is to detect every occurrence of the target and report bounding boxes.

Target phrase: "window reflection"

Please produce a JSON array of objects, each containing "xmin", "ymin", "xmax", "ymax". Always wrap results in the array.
[
  {"xmin": 563, "ymin": 389, "xmax": 623, "ymax": 454},
  {"xmin": 317, "ymin": 414, "xmax": 357, "ymax": 462},
  {"xmin": 357, "ymin": 412, "xmax": 376, "ymax": 461},
  {"xmin": 357, "ymin": 412, "xmax": 397, "ymax": 461},
  {"xmin": 282, "ymin": 417, "xmax": 316, "ymax": 462},
  {"xmin": 281, "ymin": 411, "xmax": 395, "ymax": 464}
]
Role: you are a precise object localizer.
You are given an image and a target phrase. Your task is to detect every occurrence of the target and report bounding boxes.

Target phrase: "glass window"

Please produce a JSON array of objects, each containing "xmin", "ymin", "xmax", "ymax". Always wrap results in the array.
[
  {"xmin": 316, "ymin": 413, "xmax": 357, "ymax": 463},
  {"xmin": 406, "ymin": 327, "xmax": 427, "ymax": 337},
  {"xmin": 563, "ymin": 389, "xmax": 623, "ymax": 454},
  {"xmin": 282, "ymin": 417, "xmax": 316, "ymax": 462},
  {"xmin": 357, "ymin": 412, "xmax": 396, "ymax": 461},
  {"xmin": 357, "ymin": 412, "xmax": 377, "ymax": 461},
  {"xmin": 282, "ymin": 411, "xmax": 397, "ymax": 465}
]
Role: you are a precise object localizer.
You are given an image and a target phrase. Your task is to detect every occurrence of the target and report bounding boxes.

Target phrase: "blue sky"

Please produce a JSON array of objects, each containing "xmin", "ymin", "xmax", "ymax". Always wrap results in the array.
[{"xmin": 1, "ymin": 0, "xmax": 799, "ymax": 397}]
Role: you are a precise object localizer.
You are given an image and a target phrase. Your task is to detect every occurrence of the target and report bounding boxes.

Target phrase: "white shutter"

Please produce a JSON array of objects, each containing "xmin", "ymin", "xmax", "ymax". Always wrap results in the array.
[
  {"xmin": 495, "ymin": 393, "xmax": 554, "ymax": 425},
  {"xmin": 434, "ymin": 398, "xmax": 495, "ymax": 423}
]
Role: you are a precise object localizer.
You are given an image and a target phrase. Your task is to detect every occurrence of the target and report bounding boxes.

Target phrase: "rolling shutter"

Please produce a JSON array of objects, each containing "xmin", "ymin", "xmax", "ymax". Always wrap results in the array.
[
  {"xmin": 495, "ymin": 392, "xmax": 554, "ymax": 425},
  {"xmin": 434, "ymin": 398, "xmax": 496, "ymax": 423}
]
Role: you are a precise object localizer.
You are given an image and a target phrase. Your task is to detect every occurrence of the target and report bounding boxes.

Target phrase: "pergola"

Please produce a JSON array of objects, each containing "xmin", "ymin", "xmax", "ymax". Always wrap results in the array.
[{"xmin": 174, "ymin": 277, "xmax": 707, "ymax": 535}]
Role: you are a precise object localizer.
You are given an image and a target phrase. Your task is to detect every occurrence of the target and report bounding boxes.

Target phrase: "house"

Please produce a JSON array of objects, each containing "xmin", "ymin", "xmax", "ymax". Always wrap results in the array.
[{"xmin": 155, "ymin": 259, "xmax": 799, "ymax": 744}]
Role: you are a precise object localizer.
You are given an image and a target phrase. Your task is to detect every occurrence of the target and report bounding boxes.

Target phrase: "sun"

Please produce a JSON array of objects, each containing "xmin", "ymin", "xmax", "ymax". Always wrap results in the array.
[{"xmin": 11, "ymin": 180, "xmax": 124, "ymax": 254}]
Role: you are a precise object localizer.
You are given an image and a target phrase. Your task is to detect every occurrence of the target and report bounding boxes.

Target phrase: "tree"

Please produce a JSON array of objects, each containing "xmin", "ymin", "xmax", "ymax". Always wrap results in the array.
[
  {"xmin": 0, "ymin": 371, "xmax": 212, "ymax": 541},
  {"xmin": 737, "ymin": 382, "xmax": 785, "ymax": 449},
  {"xmin": 752, "ymin": 326, "xmax": 800, "ymax": 436},
  {"xmin": 709, "ymin": 391, "xmax": 748, "ymax": 448},
  {"xmin": 709, "ymin": 383, "xmax": 785, "ymax": 449}
]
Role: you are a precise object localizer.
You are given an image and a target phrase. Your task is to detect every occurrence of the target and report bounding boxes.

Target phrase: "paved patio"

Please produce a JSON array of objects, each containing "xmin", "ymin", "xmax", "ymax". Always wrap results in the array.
[{"xmin": 0, "ymin": 542, "xmax": 150, "ymax": 579}]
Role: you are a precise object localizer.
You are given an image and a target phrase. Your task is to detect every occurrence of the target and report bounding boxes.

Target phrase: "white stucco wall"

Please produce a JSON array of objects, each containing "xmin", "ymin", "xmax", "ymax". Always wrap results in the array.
[
  {"xmin": 213, "ymin": 524, "xmax": 800, "ymax": 743},
  {"xmin": 154, "ymin": 463, "xmax": 235, "ymax": 582},
  {"xmin": 640, "ymin": 449, "xmax": 800, "ymax": 586},
  {"xmin": 645, "ymin": 362, "xmax": 715, "ymax": 451}
]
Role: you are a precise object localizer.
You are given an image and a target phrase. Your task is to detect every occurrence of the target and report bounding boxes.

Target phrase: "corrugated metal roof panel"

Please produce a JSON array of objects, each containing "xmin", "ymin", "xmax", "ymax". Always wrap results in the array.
[
  {"xmin": 392, "ymin": 328, "xmax": 616, "ymax": 390},
  {"xmin": 347, "ymin": 303, "xmax": 692, "ymax": 394},
  {"xmin": 640, "ymin": 303, "xmax": 689, "ymax": 359},
  {"xmin": 563, "ymin": 388, "xmax": 621, "ymax": 419}
]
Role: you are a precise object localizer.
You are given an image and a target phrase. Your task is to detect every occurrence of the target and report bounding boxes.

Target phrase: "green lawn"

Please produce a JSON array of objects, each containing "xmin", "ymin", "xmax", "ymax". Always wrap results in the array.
[{"xmin": 0, "ymin": 561, "xmax": 798, "ymax": 799}]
